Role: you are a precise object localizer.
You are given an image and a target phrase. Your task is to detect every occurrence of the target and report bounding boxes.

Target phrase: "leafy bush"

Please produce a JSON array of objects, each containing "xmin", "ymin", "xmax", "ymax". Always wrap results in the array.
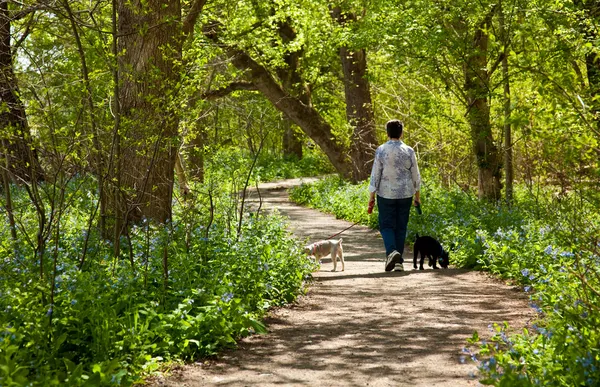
[
  {"xmin": 289, "ymin": 176, "xmax": 378, "ymax": 228},
  {"xmin": 205, "ymin": 147, "xmax": 334, "ymax": 186},
  {"xmin": 0, "ymin": 156, "xmax": 316, "ymax": 385},
  {"xmin": 289, "ymin": 172, "xmax": 600, "ymax": 386}
]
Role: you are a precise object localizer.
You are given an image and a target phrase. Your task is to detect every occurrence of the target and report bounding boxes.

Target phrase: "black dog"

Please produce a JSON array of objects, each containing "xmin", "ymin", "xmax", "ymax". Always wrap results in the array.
[{"xmin": 413, "ymin": 234, "xmax": 449, "ymax": 270}]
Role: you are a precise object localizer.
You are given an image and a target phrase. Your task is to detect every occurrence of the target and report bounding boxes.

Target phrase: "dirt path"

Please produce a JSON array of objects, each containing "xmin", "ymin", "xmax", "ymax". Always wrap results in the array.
[{"xmin": 156, "ymin": 178, "xmax": 534, "ymax": 387}]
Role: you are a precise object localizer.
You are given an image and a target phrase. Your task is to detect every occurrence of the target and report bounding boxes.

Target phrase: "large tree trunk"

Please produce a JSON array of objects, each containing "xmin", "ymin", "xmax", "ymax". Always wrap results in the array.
[
  {"xmin": 464, "ymin": 22, "xmax": 502, "ymax": 201},
  {"xmin": 0, "ymin": 1, "xmax": 44, "ymax": 184},
  {"xmin": 339, "ymin": 46, "xmax": 378, "ymax": 181},
  {"xmin": 204, "ymin": 22, "xmax": 354, "ymax": 179},
  {"xmin": 111, "ymin": 0, "xmax": 182, "ymax": 224},
  {"xmin": 331, "ymin": 7, "xmax": 378, "ymax": 182},
  {"xmin": 277, "ymin": 21, "xmax": 304, "ymax": 159},
  {"xmin": 499, "ymin": 0, "xmax": 513, "ymax": 204}
]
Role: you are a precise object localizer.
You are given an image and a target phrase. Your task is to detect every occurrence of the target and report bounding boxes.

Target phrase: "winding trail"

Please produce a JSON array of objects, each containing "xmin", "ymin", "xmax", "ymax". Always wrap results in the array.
[{"xmin": 157, "ymin": 178, "xmax": 534, "ymax": 387}]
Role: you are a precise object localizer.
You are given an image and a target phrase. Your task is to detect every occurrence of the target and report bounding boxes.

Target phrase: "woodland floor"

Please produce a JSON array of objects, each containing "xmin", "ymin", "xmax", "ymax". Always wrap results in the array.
[{"xmin": 151, "ymin": 178, "xmax": 535, "ymax": 387}]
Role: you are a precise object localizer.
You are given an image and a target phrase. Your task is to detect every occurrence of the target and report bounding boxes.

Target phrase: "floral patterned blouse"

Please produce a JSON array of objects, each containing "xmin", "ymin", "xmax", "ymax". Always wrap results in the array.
[{"xmin": 368, "ymin": 139, "xmax": 421, "ymax": 199}]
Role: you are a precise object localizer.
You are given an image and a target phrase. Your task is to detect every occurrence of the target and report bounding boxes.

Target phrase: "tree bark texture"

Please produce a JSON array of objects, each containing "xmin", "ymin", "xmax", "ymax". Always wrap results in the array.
[
  {"xmin": 331, "ymin": 7, "xmax": 378, "ymax": 182},
  {"xmin": 499, "ymin": 0, "xmax": 513, "ymax": 204},
  {"xmin": 277, "ymin": 21, "xmax": 304, "ymax": 159},
  {"xmin": 0, "ymin": 1, "xmax": 44, "ymax": 184},
  {"xmin": 113, "ymin": 0, "xmax": 182, "ymax": 224},
  {"xmin": 204, "ymin": 22, "xmax": 354, "ymax": 179},
  {"xmin": 464, "ymin": 23, "xmax": 502, "ymax": 201}
]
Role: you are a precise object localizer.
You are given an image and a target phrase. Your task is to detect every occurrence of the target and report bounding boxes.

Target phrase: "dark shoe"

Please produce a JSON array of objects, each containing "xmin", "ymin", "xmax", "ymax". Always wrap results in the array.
[{"xmin": 385, "ymin": 250, "xmax": 401, "ymax": 272}]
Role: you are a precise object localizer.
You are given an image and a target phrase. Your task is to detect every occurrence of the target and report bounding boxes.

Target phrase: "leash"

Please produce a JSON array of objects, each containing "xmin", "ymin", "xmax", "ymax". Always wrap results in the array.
[{"xmin": 326, "ymin": 221, "xmax": 361, "ymax": 240}]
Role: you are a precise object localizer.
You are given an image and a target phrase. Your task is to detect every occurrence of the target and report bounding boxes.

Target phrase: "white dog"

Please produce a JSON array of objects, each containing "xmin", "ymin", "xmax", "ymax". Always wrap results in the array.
[{"xmin": 304, "ymin": 238, "xmax": 344, "ymax": 272}]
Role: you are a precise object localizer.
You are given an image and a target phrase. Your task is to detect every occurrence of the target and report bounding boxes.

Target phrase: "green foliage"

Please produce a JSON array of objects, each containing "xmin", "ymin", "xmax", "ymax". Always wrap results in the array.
[
  {"xmin": 205, "ymin": 147, "xmax": 334, "ymax": 185},
  {"xmin": 290, "ymin": 175, "xmax": 378, "ymax": 228},
  {"xmin": 289, "ymin": 172, "xmax": 600, "ymax": 386},
  {"xmin": 0, "ymin": 172, "xmax": 314, "ymax": 386}
]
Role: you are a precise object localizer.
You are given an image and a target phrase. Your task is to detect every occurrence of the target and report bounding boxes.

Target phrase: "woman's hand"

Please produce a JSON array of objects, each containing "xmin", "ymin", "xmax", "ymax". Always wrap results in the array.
[{"xmin": 368, "ymin": 198, "xmax": 375, "ymax": 214}]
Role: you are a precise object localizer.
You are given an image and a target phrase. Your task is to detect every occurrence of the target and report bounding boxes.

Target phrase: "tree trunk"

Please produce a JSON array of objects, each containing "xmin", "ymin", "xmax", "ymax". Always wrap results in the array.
[
  {"xmin": 204, "ymin": 22, "xmax": 354, "ymax": 179},
  {"xmin": 574, "ymin": 0, "xmax": 600, "ymax": 133},
  {"xmin": 282, "ymin": 118, "xmax": 302, "ymax": 158},
  {"xmin": 175, "ymin": 150, "xmax": 190, "ymax": 197},
  {"xmin": 464, "ymin": 23, "xmax": 502, "ymax": 201},
  {"xmin": 499, "ymin": 0, "xmax": 513, "ymax": 204},
  {"xmin": 187, "ymin": 120, "xmax": 206, "ymax": 182},
  {"xmin": 0, "ymin": 1, "xmax": 44, "ymax": 184},
  {"xmin": 111, "ymin": 0, "xmax": 182, "ymax": 224},
  {"xmin": 331, "ymin": 7, "xmax": 378, "ymax": 182},
  {"xmin": 277, "ymin": 21, "xmax": 304, "ymax": 159},
  {"xmin": 586, "ymin": 52, "xmax": 600, "ymax": 132}
]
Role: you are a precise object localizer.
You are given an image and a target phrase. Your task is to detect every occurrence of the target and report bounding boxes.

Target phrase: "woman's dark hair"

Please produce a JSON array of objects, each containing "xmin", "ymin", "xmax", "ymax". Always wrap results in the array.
[{"xmin": 386, "ymin": 119, "xmax": 403, "ymax": 139}]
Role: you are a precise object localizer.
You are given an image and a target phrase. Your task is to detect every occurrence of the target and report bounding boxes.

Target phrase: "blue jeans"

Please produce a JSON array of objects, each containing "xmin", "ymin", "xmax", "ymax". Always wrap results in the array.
[{"xmin": 377, "ymin": 196, "xmax": 413, "ymax": 257}]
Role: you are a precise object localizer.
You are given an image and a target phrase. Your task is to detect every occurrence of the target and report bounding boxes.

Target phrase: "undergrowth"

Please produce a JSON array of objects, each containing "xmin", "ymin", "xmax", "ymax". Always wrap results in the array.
[{"xmin": 0, "ymin": 152, "xmax": 318, "ymax": 386}]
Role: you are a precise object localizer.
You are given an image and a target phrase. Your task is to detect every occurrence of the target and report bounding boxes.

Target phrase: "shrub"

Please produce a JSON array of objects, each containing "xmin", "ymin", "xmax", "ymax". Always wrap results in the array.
[{"xmin": 0, "ymin": 153, "xmax": 317, "ymax": 385}]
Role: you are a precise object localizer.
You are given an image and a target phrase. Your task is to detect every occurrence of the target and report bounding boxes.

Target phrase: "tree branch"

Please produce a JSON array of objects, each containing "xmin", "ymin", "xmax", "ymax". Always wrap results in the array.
[
  {"xmin": 182, "ymin": 0, "xmax": 207, "ymax": 40},
  {"xmin": 202, "ymin": 21, "xmax": 353, "ymax": 178},
  {"xmin": 10, "ymin": 1, "xmax": 51, "ymax": 21},
  {"xmin": 488, "ymin": 52, "xmax": 505, "ymax": 77},
  {"xmin": 201, "ymin": 81, "xmax": 257, "ymax": 100}
]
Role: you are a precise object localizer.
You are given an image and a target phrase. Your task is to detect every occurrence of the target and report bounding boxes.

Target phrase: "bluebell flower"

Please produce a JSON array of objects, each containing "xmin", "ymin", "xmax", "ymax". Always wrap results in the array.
[
  {"xmin": 544, "ymin": 245, "xmax": 553, "ymax": 255},
  {"xmin": 480, "ymin": 360, "xmax": 490, "ymax": 371},
  {"xmin": 46, "ymin": 308, "xmax": 53, "ymax": 317},
  {"xmin": 530, "ymin": 303, "xmax": 542, "ymax": 313},
  {"xmin": 524, "ymin": 286, "xmax": 531, "ymax": 292},
  {"xmin": 521, "ymin": 268, "xmax": 530, "ymax": 277},
  {"xmin": 221, "ymin": 292, "xmax": 233, "ymax": 303},
  {"xmin": 71, "ymin": 299, "xmax": 77, "ymax": 305}
]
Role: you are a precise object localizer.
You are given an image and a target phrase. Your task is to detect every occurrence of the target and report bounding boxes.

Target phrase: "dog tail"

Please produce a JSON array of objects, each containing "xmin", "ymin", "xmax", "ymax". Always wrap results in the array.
[{"xmin": 338, "ymin": 238, "xmax": 343, "ymax": 244}]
